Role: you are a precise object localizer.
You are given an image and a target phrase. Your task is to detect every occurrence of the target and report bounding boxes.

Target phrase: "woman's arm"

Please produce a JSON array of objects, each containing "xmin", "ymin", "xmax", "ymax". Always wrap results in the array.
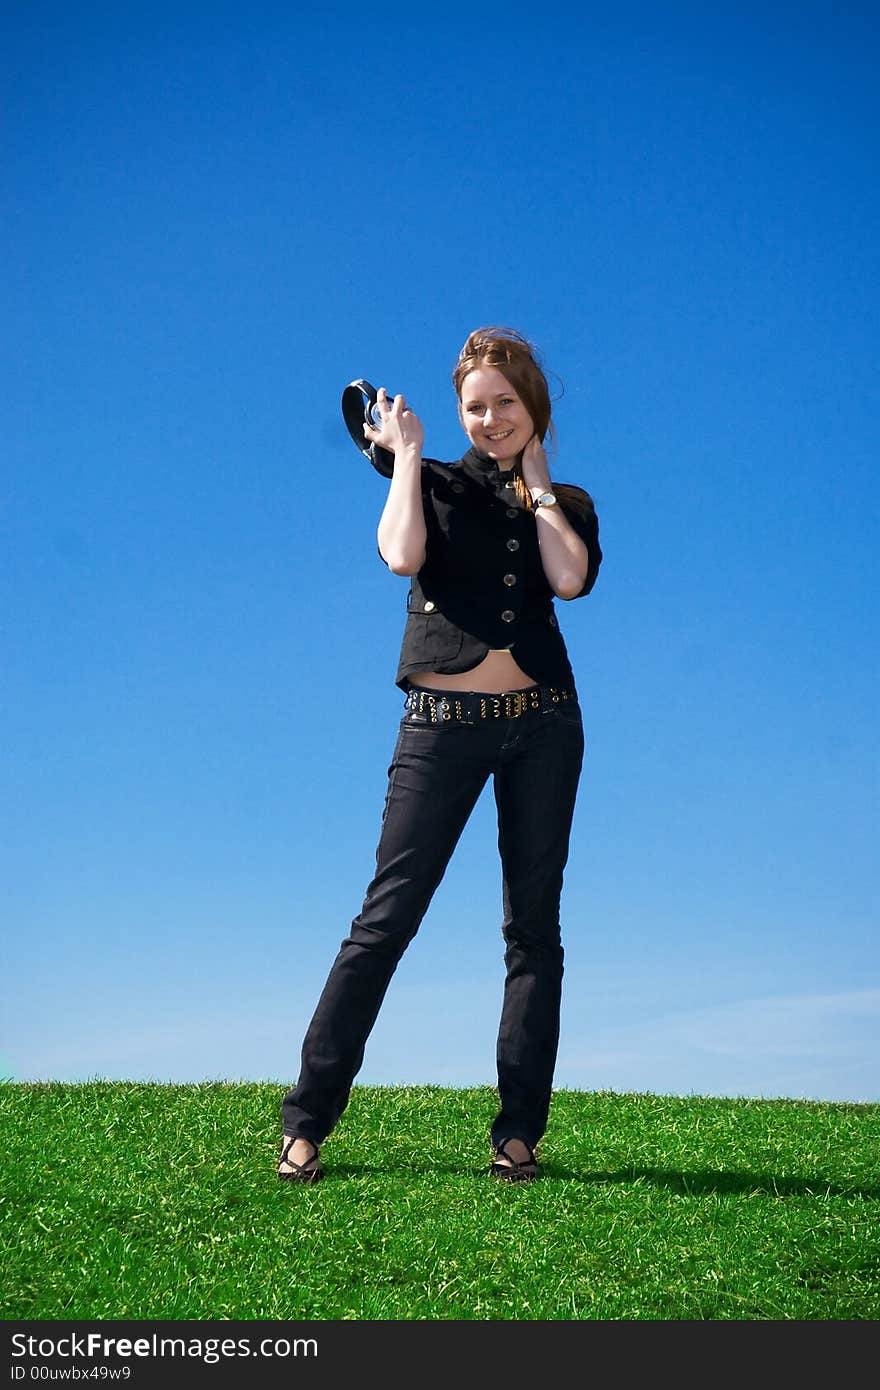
[
  {"xmin": 370, "ymin": 389, "xmax": 428, "ymax": 575},
  {"xmin": 377, "ymin": 448, "xmax": 427, "ymax": 575},
  {"xmin": 522, "ymin": 439, "xmax": 590, "ymax": 599}
]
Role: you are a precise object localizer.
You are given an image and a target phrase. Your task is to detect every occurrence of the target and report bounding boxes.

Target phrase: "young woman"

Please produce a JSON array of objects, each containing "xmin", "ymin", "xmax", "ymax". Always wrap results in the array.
[{"xmin": 279, "ymin": 327, "xmax": 603, "ymax": 1182}]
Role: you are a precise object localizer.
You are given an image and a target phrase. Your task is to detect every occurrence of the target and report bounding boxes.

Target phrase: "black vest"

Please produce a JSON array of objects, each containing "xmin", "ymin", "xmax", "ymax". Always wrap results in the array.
[{"xmin": 380, "ymin": 446, "xmax": 603, "ymax": 693}]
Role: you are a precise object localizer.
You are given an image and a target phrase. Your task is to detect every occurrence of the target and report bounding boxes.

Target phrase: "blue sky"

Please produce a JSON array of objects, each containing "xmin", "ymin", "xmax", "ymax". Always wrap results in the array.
[{"xmin": 3, "ymin": 2, "xmax": 877, "ymax": 1105}]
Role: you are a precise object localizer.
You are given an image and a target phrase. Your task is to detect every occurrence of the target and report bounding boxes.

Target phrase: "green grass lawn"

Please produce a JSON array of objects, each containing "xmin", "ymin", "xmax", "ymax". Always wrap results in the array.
[{"xmin": 3, "ymin": 1082, "xmax": 878, "ymax": 1320}]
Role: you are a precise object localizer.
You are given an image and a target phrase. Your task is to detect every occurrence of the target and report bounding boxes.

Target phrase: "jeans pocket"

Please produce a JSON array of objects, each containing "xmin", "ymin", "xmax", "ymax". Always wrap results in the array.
[
  {"xmin": 401, "ymin": 714, "xmax": 476, "ymax": 733},
  {"xmin": 550, "ymin": 701, "xmax": 584, "ymax": 729},
  {"xmin": 547, "ymin": 705, "xmax": 586, "ymax": 769}
]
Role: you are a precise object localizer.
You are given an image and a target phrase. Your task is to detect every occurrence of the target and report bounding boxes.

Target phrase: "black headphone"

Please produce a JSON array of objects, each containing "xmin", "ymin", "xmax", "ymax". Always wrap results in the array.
[{"xmin": 341, "ymin": 379, "xmax": 394, "ymax": 478}]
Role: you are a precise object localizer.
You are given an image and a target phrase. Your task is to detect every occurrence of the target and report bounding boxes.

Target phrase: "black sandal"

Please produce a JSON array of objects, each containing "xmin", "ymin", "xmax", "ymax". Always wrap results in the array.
[
  {"xmin": 278, "ymin": 1136, "xmax": 324, "ymax": 1183},
  {"xmin": 489, "ymin": 1138, "xmax": 539, "ymax": 1182}
]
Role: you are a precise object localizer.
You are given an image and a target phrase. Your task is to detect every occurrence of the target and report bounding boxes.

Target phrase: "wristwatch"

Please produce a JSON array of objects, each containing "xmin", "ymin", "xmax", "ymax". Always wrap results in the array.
[{"xmin": 532, "ymin": 490, "xmax": 558, "ymax": 509}]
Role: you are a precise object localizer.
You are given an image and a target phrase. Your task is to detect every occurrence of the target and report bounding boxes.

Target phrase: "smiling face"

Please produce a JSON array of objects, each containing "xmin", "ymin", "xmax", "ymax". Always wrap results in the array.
[{"xmin": 457, "ymin": 365, "xmax": 536, "ymax": 467}]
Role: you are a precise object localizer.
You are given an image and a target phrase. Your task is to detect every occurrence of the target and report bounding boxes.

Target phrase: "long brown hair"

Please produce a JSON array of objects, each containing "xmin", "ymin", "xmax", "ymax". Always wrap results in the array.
[{"xmin": 452, "ymin": 326, "xmax": 596, "ymax": 518}]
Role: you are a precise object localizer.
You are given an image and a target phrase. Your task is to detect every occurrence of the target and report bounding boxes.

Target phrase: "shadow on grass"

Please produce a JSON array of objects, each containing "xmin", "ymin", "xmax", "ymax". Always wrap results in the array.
[
  {"xmin": 533, "ymin": 1163, "xmax": 880, "ymax": 1199},
  {"xmin": 307, "ymin": 1159, "xmax": 880, "ymax": 1199}
]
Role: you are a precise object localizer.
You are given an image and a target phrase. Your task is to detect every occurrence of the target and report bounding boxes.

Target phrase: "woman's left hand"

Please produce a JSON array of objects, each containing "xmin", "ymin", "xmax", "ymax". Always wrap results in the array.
[{"xmin": 521, "ymin": 435, "xmax": 552, "ymax": 493}]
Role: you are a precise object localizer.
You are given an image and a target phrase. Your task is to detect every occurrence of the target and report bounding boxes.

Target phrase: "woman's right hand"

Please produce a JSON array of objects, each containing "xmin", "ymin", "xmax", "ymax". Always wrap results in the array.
[{"xmin": 363, "ymin": 387, "xmax": 424, "ymax": 455}]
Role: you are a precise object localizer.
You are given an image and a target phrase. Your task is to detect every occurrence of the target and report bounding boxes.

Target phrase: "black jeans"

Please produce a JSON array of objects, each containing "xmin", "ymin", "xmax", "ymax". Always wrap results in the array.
[{"xmin": 281, "ymin": 685, "xmax": 585, "ymax": 1150}]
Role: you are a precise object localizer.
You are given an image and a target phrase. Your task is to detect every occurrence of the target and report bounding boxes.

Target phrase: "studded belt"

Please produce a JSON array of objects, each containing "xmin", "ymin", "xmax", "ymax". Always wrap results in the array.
[{"xmin": 403, "ymin": 683, "xmax": 578, "ymax": 724}]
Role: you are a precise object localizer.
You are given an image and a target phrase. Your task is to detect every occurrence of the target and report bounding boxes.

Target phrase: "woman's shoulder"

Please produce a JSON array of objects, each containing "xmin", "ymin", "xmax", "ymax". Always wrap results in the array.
[
  {"xmin": 420, "ymin": 454, "xmax": 457, "ymax": 475},
  {"xmin": 554, "ymin": 482, "xmax": 597, "ymax": 519},
  {"xmin": 418, "ymin": 454, "xmax": 468, "ymax": 496}
]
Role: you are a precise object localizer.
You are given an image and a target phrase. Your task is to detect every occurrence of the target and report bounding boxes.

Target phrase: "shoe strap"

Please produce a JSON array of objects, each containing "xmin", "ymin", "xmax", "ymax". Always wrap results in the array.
[
  {"xmin": 279, "ymin": 1136, "xmax": 320, "ymax": 1174},
  {"xmin": 494, "ymin": 1138, "xmax": 537, "ymax": 1168}
]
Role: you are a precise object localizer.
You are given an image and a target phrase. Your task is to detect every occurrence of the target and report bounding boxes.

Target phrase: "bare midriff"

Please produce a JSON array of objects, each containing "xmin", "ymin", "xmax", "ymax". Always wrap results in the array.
[{"xmin": 410, "ymin": 649, "xmax": 539, "ymax": 694}]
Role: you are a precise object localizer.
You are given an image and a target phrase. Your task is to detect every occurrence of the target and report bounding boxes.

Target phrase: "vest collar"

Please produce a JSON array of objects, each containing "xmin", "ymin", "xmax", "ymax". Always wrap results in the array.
[{"xmin": 457, "ymin": 445, "xmax": 523, "ymax": 485}]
